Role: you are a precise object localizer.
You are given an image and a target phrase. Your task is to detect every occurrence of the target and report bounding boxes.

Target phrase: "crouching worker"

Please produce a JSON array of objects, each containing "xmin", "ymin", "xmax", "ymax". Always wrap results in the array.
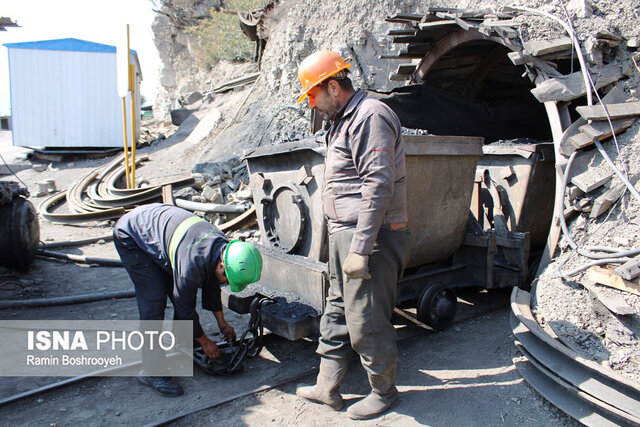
[{"xmin": 113, "ymin": 203, "xmax": 262, "ymax": 397}]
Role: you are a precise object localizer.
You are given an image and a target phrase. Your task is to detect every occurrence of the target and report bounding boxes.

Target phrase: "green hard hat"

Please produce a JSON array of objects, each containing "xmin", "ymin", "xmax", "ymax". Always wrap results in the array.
[{"xmin": 223, "ymin": 240, "xmax": 263, "ymax": 292}]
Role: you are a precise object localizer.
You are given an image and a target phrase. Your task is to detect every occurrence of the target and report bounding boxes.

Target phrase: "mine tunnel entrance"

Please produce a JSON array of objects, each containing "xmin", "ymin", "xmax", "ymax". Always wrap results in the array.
[
  {"xmin": 372, "ymin": 31, "xmax": 560, "ymax": 270},
  {"xmin": 372, "ymin": 39, "xmax": 552, "ymax": 141}
]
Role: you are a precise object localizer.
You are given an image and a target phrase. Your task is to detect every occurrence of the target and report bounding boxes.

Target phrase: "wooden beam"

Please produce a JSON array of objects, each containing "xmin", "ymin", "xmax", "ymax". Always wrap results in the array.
[
  {"xmin": 576, "ymin": 101, "xmax": 640, "ymax": 121},
  {"xmin": 389, "ymin": 73, "xmax": 411, "ymax": 81},
  {"xmin": 415, "ymin": 29, "xmax": 499, "ymax": 81},
  {"xmin": 570, "ymin": 169, "xmax": 613, "ymax": 193},
  {"xmin": 388, "ymin": 29, "xmax": 417, "ymax": 36},
  {"xmin": 587, "ymin": 266, "xmax": 640, "ymax": 297},
  {"xmin": 530, "ymin": 63, "xmax": 623, "ymax": 103},
  {"xmin": 578, "ymin": 116, "xmax": 637, "ymax": 141},
  {"xmin": 590, "ymin": 183, "xmax": 625, "ymax": 218},
  {"xmin": 507, "ymin": 51, "xmax": 562, "ymax": 77},
  {"xmin": 417, "ymin": 20, "xmax": 458, "ymax": 30},
  {"xmin": 560, "ymin": 85, "xmax": 628, "ymax": 154},
  {"xmin": 523, "ymin": 37, "xmax": 573, "ymax": 56},
  {"xmin": 161, "ymin": 184, "xmax": 174, "ymax": 205}
]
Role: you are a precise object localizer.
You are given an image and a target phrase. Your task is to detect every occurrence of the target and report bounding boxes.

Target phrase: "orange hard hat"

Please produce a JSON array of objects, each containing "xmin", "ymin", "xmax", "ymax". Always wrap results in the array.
[{"xmin": 297, "ymin": 50, "xmax": 351, "ymax": 102}]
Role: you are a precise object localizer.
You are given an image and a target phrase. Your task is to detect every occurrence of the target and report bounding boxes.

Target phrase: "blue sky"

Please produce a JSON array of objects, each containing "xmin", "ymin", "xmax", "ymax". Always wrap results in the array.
[{"xmin": 0, "ymin": 0, "xmax": 161, "ymax": 116}]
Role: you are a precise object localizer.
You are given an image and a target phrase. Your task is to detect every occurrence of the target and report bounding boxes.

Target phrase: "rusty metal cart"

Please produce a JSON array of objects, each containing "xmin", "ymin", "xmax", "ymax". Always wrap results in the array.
[{"xmin": 222, "ymin": 135, "xmax": 534, "ymax": 339}]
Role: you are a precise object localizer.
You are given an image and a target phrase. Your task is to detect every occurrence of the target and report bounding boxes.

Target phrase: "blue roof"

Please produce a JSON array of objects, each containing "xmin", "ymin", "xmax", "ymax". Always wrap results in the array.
[{"xmin": 3, "ymin": 38, "xmax": 136, "ymax": 54}]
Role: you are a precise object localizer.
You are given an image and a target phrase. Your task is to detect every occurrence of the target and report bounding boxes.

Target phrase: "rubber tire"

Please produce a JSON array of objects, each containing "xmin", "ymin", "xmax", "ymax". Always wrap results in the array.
[{"xmin": 416, "ymin": 282, "xmax": 457, "ymax": 331}]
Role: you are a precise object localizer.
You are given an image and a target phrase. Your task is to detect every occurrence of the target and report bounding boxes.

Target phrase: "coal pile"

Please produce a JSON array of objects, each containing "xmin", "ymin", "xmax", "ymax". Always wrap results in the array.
[
  {"xmin": 262, "ymin": 296, "xmax": 318, "ymax": 321},
  {"xmin": 402, "ymin": 127, "xmax": 431, "ymax": 135}
]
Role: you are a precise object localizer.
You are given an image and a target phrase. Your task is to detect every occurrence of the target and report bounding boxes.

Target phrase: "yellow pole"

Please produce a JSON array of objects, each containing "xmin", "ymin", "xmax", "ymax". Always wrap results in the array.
[
  {"xmin": 127, "ymin": 24, "xmax": 136, "ymax": 188},
  {"xmin": 121, "ymin": 97, "xmax": 131, "ymax": 189}
]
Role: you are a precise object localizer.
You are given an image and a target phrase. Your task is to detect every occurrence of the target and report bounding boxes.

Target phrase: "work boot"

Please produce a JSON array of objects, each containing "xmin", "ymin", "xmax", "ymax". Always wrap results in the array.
[
  {"xmin": 346, "ymin": 387, "xmax": 399, "ymax": 420},
  {"xmin": 137, "ymin": 371, "xmax": 184, "ymax": 397},
  {"xmin": 296, "ymin": 358, "xmax": 346, "ymax": 410}
]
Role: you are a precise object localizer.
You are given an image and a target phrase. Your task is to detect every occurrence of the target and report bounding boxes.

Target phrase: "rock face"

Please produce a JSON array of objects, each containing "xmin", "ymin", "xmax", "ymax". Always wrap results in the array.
[{"xmin": 152, "ymin": 0, "xmax": 222, "ymax": 120}]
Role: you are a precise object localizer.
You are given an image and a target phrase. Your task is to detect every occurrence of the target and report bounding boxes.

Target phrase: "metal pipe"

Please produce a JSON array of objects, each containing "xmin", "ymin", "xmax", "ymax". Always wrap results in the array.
[
  {"xmin": 38, "ymin": 249, "xmax": 123, "ymax": 266},
  {"xmin": 0, "ymin": 289, "xmax": 134, "ymax": 309},
  {"xmin": 174, "ymin": 198, "xmax": 250, "ymax": 214}
]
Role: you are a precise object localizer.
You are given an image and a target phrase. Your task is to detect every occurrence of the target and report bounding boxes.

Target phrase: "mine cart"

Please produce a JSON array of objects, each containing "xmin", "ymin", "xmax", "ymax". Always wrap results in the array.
[{"xmin": 221, "ymin": 135, "xmax": 535, "ymax": 339}]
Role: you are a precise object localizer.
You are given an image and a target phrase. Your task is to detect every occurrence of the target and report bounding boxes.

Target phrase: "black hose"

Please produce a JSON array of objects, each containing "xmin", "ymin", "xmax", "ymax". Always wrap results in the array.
[
  {"xmin": 39, "ymin": 235, "xmax": 113, "ymax": 249},
  {"xmin": 0, "ymin": 290, "xmax": 135, "ymax": 309},
  {"xmin": 38, "ymin": 249, "xmax": 123, "ymax": 267}
]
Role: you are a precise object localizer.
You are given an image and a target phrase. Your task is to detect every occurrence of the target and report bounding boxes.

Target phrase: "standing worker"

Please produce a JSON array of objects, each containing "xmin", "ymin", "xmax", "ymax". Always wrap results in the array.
[
  {"xmin": 295, "ymin": 50, "xmax": 411, "ymax": 420},
  {"xmin": 113, "ymin": 203, "xmax": 262, "ymax": 397}
]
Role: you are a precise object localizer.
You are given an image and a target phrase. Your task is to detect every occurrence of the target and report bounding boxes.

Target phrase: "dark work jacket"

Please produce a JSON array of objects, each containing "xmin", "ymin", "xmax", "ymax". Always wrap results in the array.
[{"xmin": 116, "ymin": 203, "xmax": 228, "ymax": 338}]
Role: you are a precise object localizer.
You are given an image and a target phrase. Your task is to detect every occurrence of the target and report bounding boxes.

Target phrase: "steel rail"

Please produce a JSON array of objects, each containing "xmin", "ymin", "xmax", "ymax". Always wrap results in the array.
[
  {"xmin": 511, "ymin": 287, "xmax": 640, "ymax": 425},
  {"xmin": 39, "ymin": 191, "xmax": 127, "ymax": 224},
  {"xmin": 0, "ymin": 294, "xmax": 508, "ymax": 418},
  {"xmin": 0, "ymin": 351, "xmax": 182, "ymax": 408}
]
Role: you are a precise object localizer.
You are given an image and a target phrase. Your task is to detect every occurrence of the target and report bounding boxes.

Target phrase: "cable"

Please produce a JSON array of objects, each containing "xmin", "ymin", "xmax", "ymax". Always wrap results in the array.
[
  {"xmin": 37, "ymin": 250, "xmax": 123, "ymax": 267},
  {"xmin": 511, "ymin": 5, "xmax": 593, "ymax": 105},
  {"xmin": 514, "ymin": 5, "xmax": 640, "ymax": 278},
  {"xmin": 0, "ymin": 289, "xmax": 135, "ymax": 309},
  {"xmin": 256, "ymin": 105, "xmax": 305, "ymax": 147},
  {"xmin": 593, "ymin": 138, "xmax": 640, "ymax": 201},
  {"xmin": 0, "ymin": 152, "xmax": 29, "ymax": 191}
]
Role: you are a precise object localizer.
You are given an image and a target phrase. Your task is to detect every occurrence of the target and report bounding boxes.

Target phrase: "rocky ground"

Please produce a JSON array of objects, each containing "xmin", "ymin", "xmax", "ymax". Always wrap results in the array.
[
  {"xmin": 2, "ymin": 0, "xmax": 640, "ymax": 423},
  {"xmin": 0, "ymin": 129, "xmax": 576, "ymax": 425},
  {"xmin": 533, "ymin": 121, "xmax": 640, "ymax": 383},
  {"xmin": 149, "ymin": 0, "xmax": 640, "ymax": 387}
]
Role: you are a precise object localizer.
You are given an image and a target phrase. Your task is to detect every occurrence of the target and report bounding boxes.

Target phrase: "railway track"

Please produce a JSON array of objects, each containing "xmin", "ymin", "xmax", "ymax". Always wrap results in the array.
[
  {"xmin": 511, "ymin": 287, "xmax": 640, "ymax": 426},
  {"xmin": 0, "ymin": 288, "xmax": 509, "ymax": 425}
]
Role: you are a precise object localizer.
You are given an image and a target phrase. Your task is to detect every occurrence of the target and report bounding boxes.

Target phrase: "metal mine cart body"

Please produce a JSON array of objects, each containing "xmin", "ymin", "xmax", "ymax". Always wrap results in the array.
[{"xmin": 222, "ymin": 135, "xmax": 544, "ymax": 340}]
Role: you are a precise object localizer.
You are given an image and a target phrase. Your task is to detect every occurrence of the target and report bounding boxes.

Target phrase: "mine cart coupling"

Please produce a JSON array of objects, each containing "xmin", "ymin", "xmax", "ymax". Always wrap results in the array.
[{"xmin": 192, "ymin": 296, "xmax": 275, "ymax": 375}]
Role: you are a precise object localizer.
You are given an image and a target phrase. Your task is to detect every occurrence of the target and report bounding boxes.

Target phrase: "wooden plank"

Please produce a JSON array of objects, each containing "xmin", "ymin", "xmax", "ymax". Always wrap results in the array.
[
  {"xmin": 508, "ymin": 51, "xmax": 562, "ymax": 76},
  {"xmin": 590, "ymin": 183, "xmax": 625, "ymax": 218},
  {"xmin": 523, "ymin": 37, "xmax": 573, "ymax": 56},
  {"xmin": 428, "ymin": 7, "xmax": 502, "ymax": 19},
  {"xmin": 587, "ymin": 266, "xmax": 640, "ymax": 297},
  {"xmin": 395, "ymin": 63, "xmax": 417, "ymax": 74},
  {"xmin": 481, "ymin": 19, "xmax": 521, "ymax": 27},
  {"xmin": 380, "ymin": 52, "xmax": 426, "ymax": 60},
  {"xmin": 388, "ymin": 29, "xmax": 417, "ymax": 36},
  {"xmin": 531, "ymin": 63, "xmax": 623, "ymax": 103},
  {"xmin": 389, "ymin": 72, "xmax": 411, "ymax": 81},
  {"xmin": 571, "ymin": 169, "xmax": 613, "ymax": 193},
  {"xmin": 583, "ymin": 280, "xmax": 636, "ymax": 315},
  {"xmin": 493, "ymin": 25, "xmax": 517, "ymax": 39},
  {"xmin": 567, "ymin": 132, "xmax": 593, "ymax": 150},
  {"xmin": 561, "ymin": 85, "xmax": 628, "ymax": 153},
  {"xmin": 578, "ymin": 116, "xmax": 636, "ymax": 140},
  {"xmin": 386, "ymin": 13, "xmax": 423, "ymax": 23},
  {"xmin": 161, "ymin": 184, "xmax": 174, "ymax": 205},
  {"xmin": 417, "ymin": 20, "xmax": 458, "ymax": 30},
  {"xmin": 576, "ymin": 101, "xmax": 640, "ymax": 121}
]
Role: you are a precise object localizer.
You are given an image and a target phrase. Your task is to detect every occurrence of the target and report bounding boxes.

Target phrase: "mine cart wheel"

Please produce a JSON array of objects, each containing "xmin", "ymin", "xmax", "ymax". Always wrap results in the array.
[{"xmin": 417, "ymin": 282, "xmax": 457, "ymax": 331}]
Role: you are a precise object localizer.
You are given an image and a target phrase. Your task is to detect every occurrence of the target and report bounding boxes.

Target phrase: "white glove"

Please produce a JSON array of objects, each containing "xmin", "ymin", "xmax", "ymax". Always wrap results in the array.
[{"xmin": 343, "ymin": 251, "xmax": 371, "ymax": 280}]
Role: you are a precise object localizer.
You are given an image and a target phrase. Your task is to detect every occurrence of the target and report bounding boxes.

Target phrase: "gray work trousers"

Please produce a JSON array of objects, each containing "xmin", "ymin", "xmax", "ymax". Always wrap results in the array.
[{"xmin": 317, "ymin": 227, "xmax": 410, "ymax": 394}]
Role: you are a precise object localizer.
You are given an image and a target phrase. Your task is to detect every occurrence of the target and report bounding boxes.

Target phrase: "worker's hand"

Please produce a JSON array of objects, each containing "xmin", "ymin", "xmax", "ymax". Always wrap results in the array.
[
  {"xmin": 343, "ymin": 251, "xmax": 371, "ymax": 280},
  {"xmin": 196, "ymin": 335, "xmax": 221, "ymax": 359},
  {"xmin": 220, "ymin": 323, "xmax": 236, "ymax": 343}
]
